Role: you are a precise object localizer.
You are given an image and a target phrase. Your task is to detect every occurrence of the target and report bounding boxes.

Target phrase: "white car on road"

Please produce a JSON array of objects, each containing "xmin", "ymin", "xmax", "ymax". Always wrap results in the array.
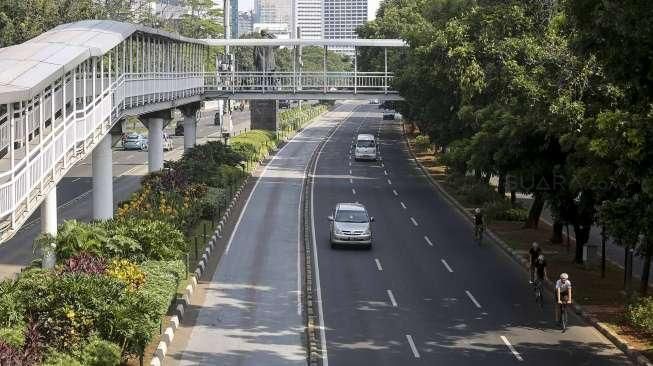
[
  {"xmin": 328, "ymin": 203, "xmax": 374, "ymax": 248},
  {"xmin": 354, "ymin": 134, "xmax": 377, "ymax": 161}
]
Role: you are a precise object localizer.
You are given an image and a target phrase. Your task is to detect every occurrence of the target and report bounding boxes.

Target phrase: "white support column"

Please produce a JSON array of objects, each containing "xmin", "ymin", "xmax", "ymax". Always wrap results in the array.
[
  {"xmin": 384, "ymin": 47, "xmax": 388, "ymax": 94},
  {"xmin": 354, "ymin": 47, "xmax": 358, "ymax": 94},
  {"xmin": 183, "ymin": 113, "xmax": 197, "ymax": 152},
  {"xmin": 323, "ymin": 46, "xmax": 327, "ymax": 93},
  {"xmin": 41, "ymin": 187, "xmax": 57, "ymax": 236},
  {"xmin": 147, "ymin": 118, "xmax": 164, "ymax": 172},
  {"xmin": 92, "ymin": 135, "xmax": 113, "ymax": 220}
]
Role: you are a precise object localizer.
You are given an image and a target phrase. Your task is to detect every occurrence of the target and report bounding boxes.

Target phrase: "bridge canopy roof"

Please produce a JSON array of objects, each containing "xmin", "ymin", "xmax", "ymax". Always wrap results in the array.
[{"xmin": 0, "ymin": 20, "xmax": 203, "ymax": 103}]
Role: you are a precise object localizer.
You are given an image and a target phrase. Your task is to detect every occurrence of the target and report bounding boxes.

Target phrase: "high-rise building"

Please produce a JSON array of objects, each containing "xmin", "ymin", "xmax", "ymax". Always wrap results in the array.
[
  {"xmin": 295, "ymin": 0, "xmax": 323, "ymax": 39},
  {"xmin": 230, "ymin": 0, "xmax": 239, "ymax": 38},
  {"xmin": 238, "ymin": 11, "xmax": 254, "ymax": 36},
  {"xmin": 324, "ymin": 0, "xmax": 368, "ymax": 56},
  {"xmin": 255, "ymin": 0, "xmax": 292, "ymax": 26}
]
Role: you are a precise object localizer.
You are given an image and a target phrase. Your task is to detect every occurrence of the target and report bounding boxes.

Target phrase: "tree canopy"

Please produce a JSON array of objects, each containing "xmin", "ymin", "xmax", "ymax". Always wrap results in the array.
[{"xmin": 359, "ymin": 0, "xmax": 653, "ymax": 290}]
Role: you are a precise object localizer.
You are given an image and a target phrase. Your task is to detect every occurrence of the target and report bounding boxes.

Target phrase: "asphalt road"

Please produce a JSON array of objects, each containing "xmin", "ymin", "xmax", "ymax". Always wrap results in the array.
[
  {"xmin": 0, "ymin": 110, "xmax": 250, "ymax": 280},
  {"xmin": 311, "ymin": 104, "xmax": 630, "ymax": 365},
  {"xmin": 167, "ymin": 102, "xmax": 354, "ymax": 365}
]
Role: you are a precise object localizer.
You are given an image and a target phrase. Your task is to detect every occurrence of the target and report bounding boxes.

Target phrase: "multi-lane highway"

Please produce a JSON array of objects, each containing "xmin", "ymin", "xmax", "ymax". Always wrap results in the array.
[
  {"xmin": 311, "ymin": 103, "xmax": 630, "ymax": 365},
  {"xmin": 0, "ymin": 109, "xmax": 250, "ymax": 279}
]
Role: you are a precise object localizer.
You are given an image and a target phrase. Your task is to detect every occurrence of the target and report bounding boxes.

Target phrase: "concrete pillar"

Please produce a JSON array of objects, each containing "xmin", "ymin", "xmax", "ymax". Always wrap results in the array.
[
  {"xmin": 148, "ymin": 117, "xmax": 164, "ymax": 172},
  {"xmin": 92, "ymin": 135, "xmax": 113, "ymax": 220},
  {"xmin": 183, "ymin": 115, "xmax": 197, "ymax": 152},
  {"xmin": 41, "ymin": 187, "xmax": 57, "ymax": 236},
  {"xmin": 179, "ymin": 102, "xmax": 201, "ymax": 152},
  {"xmin": 250, "ymin": 100, "xmax": 278, "ymax": 131}
]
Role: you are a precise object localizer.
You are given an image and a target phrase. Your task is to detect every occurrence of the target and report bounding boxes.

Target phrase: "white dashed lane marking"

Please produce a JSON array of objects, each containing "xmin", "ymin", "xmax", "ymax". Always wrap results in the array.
[
  {"xmin": 501, "ymin": 336, "xmax": 524, "ymax": 362},
  {"xmin": 441, "ymin": 259, "xmax": 454, "ymax": 273},
  {"xmin": 424, "ymin": 236, "xmax": 434, "ymax": 246},
  {"xmin": 393, "ymin": 189, "xmax": 399, "ymax": 196},
  {"xmin": 400, "ymin": 202, "xmax": 407, "ymax": 210},
  {"xmin": 410, "ymin": 217, "xmax": 419, "ymax": 227},
  {"xmin": 465, "ymin": 290, "xmax": 482, "ymax": 309},
  {"xmin": 375, "ymin": 258, "xmax": 383, "ymax": 271},
  {"xmin": 387, "ymin": 290, "xmax": 398, "ymax": 307},
  {"xmin": 406, "ymin": 335, "xmax": 420, "ymax": 358}
]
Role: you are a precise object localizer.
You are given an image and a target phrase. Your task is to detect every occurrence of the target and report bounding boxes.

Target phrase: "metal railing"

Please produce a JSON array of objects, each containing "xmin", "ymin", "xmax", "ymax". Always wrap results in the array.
[{"xmin": 204, "ymin": 71, "xmax": 397, "ymax": 95}]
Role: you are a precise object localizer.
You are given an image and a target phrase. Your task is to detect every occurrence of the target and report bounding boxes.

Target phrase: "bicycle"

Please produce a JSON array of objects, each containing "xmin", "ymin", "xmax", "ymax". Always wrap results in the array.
[
  {"xmin": 533, "ymin": 279, "xmax": 544, "ymax": 308},
  {"xmin": 559, "ymin": 300, "xmax": 570, "ymax": 332},
  {"xmin": 474, "ymin": 224, "xmax": 484, "ymax": 245}
]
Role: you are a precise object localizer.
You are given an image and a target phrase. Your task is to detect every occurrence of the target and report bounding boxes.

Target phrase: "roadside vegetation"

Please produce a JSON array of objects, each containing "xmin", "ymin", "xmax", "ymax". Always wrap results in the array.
[
  {"xmin": 363, "ymin": 0, "xmax": 653, "ymax": 356},
  {"xmin": 0, "ymin": 103, "xmax": 327, "ymax": 365}
]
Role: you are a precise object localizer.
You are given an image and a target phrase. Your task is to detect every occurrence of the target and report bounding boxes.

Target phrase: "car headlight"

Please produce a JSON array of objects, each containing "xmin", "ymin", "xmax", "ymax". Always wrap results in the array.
[
  {"xmin": 364, "ymin": 228, "xmax": 371, "ymax": 235},
  {"xmin": 334, "ymin": 227, "xmax": 344, "ymax": 235}
]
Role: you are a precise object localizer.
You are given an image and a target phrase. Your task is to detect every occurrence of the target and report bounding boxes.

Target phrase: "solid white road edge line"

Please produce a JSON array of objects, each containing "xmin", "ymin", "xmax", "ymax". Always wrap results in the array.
[
  {"xmin": 310, "ymin": 104, "xmax": 358, "ymax": 366},
  {"xmin": 424, "ymin": 236, "xmax": 434, "ymax": 246},
  {"xmin": 387, "ymin": 290, "xmax": 398, "ymax": 307},
  {"xmin": 410, "ymin": 217, "xmax": 419, "ymax": 227},
  {"xmin": 441, "ymin": 259, "xmax": 454, "ymax": 273},
  {"xmin": 375, "ymin": 258, "xmax": 383, "ymax": 271},
  {"xmin": 465, "ymin": 290, "xmax": 482, "ymax": 309},
  {"xmin": 406, "ymin": 335, "xmax": 421, "ymax": 358},
  {"xmin": 500, "ymin": 335, "xmax": 524, "ymax": 362}
]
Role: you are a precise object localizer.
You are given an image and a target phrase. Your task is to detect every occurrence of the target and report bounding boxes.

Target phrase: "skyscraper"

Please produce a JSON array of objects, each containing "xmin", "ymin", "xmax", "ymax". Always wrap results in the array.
[
  {"xmin": 295, "ymin": 0, "xmax": 323, "ymax": 39},
  {"xmin": 230, "ymin": 0, "xmax": 239, "ymax": 38},
  {"xmin": 324, "ymin": 0, "xmax": 368, "ymax": 56},
  {"xmin": 255, "ymin": 0, "xmax": 292, "ymax": 25}
]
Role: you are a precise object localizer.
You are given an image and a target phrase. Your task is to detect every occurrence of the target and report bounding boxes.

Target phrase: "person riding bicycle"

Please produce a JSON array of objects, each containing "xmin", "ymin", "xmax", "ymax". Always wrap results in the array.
[
  {"xmin": 533, "ymin": 254, "xmax": 547, "ymax": 283},
  {"xmin": 473, "ymin": 208, "xmax": 485, "ymax": 239},
  {"xmin": 529, "ymin": 242, "xmax": 542, "ymax": 283},
  {"xmin": 555, "ymin": 273, "xmax": 572, "ymax": 323}
]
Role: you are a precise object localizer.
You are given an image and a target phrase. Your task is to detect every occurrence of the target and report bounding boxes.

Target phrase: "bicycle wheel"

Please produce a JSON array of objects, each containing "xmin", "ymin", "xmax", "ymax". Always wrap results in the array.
[
  {"xmin": 561, "ymin": 305, "xmax": 567, "ymax": 331},
  {"xmin": 536, "ymin": 288, "xmax": 544, "ymax": 308}
]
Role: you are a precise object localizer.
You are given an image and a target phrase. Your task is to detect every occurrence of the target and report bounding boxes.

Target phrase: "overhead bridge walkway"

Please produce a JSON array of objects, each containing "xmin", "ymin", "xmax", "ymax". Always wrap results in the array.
[{"xmin": 0, "ymin": 20, "xmax": 406, "ymax": 242}]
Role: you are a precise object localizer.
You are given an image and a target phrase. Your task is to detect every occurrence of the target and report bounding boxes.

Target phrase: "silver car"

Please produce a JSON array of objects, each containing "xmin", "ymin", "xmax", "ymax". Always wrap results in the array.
[{"xmin": 328, "ymin": 203, "xmax": 374, "ymax": 248}]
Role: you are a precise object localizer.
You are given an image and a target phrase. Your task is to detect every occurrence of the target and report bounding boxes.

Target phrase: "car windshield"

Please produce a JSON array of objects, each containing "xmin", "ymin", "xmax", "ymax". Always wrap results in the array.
[
  {"xmin": 335, "ymin": 209, "xmax": 368, "ymax": 223},
  {"xmin": 357, "ymin": 140, "xmax": 375, "ymax": 148},
  {"xmin": 126, "ymin": 134, "xmax": 141, "ymax": 140}
]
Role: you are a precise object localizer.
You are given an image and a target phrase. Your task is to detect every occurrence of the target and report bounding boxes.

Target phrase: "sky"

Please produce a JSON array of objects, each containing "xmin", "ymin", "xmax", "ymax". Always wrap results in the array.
[{"xmin": 235, "ymin": 0, "xmax": 382, "ymax": 20}]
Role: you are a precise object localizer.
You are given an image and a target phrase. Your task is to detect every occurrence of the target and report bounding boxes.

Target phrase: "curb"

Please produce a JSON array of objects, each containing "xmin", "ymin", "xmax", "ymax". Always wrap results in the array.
[
  {"xmin": 402, "ymin": 125, "xmax": 653, "ymax": 366},
  {"xmin": 149, "ymin": 174, "xmax": 249, "ymax": 366}
]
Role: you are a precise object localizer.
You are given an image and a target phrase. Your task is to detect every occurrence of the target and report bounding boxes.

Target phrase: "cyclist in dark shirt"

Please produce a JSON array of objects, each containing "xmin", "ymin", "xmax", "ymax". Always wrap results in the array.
[
  {"xmin": 533, "ymin": 254, "xmax": 547, "ymax": 281},
  {"xmin": 473, "ymin": 208, "xmax": 485, "ymax": 241},
  {"xmin": 529, "ymin": 242, "xmax": 542, "ymax": 283}
]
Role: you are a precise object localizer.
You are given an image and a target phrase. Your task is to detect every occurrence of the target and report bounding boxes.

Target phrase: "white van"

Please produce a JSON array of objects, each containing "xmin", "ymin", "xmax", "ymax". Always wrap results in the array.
[{"xmin": 354, "ymin": 134, "xmax": 377, "ymax": 161}]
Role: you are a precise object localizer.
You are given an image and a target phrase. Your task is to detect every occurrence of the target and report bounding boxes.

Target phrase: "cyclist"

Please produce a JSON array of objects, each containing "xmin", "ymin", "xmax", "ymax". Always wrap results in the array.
[
  {"xmin": 473, "ymin": 208, "xmax": 484, "ymax": 241},
  {"xmin": 529, "ymin": 242, "xmax": 542, "ymax": 283},
  {"xmin": 555, "ymin": 273, "xmax": 573, "ymax": 324},
  {"xmin": 532, "ymin": 254, "xmax": 547, "ymax": 302}
]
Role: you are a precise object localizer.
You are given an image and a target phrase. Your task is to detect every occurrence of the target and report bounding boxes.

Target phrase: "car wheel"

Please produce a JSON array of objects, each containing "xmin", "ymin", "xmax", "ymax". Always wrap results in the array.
[
  {"xmin": 330, "ymin": 242, "xmax": 337, "ymax": 249},
  {"xmin": 141, "ymin": 143, "xmax": 148, "ymax": 151}
]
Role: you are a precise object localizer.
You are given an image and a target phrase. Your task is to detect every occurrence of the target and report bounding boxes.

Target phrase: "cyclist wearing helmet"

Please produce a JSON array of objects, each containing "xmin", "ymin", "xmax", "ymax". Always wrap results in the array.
[
  {"xmin": 555, "ymin": 273, "xmax": 572, "ymax": 322},
  {"xmin": 533, "ymin": 254, "xmax": 547, "ymax": 282},
  {"xmin": 529, "ymin": 242, "xmax": 542, "ymax": 283},
  {"xmin": 473, "ymin": 208, "xmax": 485, "ymax": 241}
]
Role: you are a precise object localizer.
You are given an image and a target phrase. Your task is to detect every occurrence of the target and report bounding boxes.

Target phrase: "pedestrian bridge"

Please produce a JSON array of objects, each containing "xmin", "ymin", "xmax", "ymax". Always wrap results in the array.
[{"xmin": 0, "ymin": 20, "xmax": 406, "ymax": 242}]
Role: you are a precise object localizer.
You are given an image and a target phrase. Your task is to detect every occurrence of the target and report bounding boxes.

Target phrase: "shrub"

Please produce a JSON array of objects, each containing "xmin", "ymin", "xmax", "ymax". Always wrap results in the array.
[
  {"xmin": 0, "ymin": 280, "xmax": 25, "ymax": 328},
  {"xmin": 42, "ymin": 352, "xmax": 83, "ymax": 366},
  {"xmin": 78, "ymin": 336, "xmax": 121, "ymax": 366},
  {"xmin": 60, "ymin": 253, "xmax": 107, "ymax": 275},
  {"xmin": 0, "ymin": 324, "xmax": 25, "ymax": 348},
  {"xmin": 230, "ymin": 130, "xmax": 276, "ymax": 161},
  {"xmin": 414, "ymin": 135, "xmax": 431, "ymax": 152},
  {"xmin": 107, "ymin": 259, "xmax": 146, "ymax": 291},
  {"xmin": 483, "ymin": 200, "xmax": 528, "ymax": 222},
  {"xmin": 441, "ymin": 139, "xmax": 472, "ymax": 175},
  {"xmin": 459, "ymin": 182, "xmax": 499, "ymax": 205},
  {"xmin": 199, "ymin": 187, "xmax": 227, "ymax": 219},
  {"xmin": 35, "ymin": 221, "xmax": 109, "ymax": 262},
  {"xmin": 139, "ymin": 260, "xmax": 185, "ymax": 318},
  {"xmin": 626, "ymin": 296, "xmax": 653, "ymax": 333},
  {"xmin": 105, "ymin": 219, "xmax": 187, "ymax": 261}
]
